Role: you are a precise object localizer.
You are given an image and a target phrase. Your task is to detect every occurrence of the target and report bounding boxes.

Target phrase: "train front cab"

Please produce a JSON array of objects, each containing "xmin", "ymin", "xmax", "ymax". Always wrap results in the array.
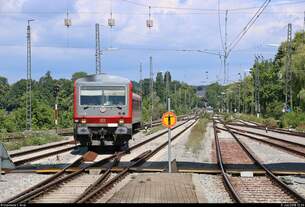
[{"xmin": 73, "ymin": 77, "xmax": 138, "ymax": 148}]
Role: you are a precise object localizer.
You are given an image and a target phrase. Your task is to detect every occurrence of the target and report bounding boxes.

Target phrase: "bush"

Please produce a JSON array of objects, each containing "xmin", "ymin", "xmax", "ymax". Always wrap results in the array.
[
  {"xmin": 281, "ymin": 112, "xmax": 305, "ymax": 129},
  {"xmin": 224, "ymin": 113, "xmax": 233, "ymax": 123},
  {"xmin": 266, "ymin": 101, "xmax": 284, "ymax": 119},
  {"xmin": 240, "ymin": 114, "xmax": 264, "ymax": 124},
  {"xmin": 262, "ymin": 117, "xmax": 278, "ymax": 128}
]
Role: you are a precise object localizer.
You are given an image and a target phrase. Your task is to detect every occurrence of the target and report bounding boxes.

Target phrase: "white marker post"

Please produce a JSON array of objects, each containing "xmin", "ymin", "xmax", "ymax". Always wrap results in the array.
[{"xmin": 167, "ymin": 98, "xmax": 172, "ymax": 173}]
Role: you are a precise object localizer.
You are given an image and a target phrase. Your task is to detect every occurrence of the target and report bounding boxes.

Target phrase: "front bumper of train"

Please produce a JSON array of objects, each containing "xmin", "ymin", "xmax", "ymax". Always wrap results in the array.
[{"xmin": 74, "ymin": 123, "xmax": 132, "ymax": 146}]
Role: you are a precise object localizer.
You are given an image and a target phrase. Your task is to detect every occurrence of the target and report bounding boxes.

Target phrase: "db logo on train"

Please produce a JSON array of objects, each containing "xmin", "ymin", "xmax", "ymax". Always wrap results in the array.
[{"xmin": 162, "ymin": 112, "xmax": 177, "ymax": 129}]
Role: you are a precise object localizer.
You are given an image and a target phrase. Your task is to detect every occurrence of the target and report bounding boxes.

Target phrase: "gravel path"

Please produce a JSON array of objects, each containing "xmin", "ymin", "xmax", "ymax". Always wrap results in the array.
[
  {"xmin": 237, "ymin": 135, "xmax": 305, "ymax": 164},
  {"xmin": 0, "ymin": 173, "xmax": 50, "ymax": 202}
]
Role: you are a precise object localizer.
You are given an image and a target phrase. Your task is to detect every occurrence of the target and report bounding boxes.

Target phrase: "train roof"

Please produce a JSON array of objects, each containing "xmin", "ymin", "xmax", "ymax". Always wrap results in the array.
[{"xmin": 76, "ymin": 73, "xmax": 130, "ymax": 85}]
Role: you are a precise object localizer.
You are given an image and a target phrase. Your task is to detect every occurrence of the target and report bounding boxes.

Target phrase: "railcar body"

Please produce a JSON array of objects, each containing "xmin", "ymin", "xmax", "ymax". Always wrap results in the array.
[{"xmin": 73, "ymin": 74, "xmax": 142, "ymax": 147}]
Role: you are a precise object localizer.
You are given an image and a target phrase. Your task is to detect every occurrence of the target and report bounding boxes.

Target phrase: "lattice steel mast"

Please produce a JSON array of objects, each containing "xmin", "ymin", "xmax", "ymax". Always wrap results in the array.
[
  {"xmin": 150, "ymin": 56, "xmax": 153, "ymax": 128},
  {"xmin": 95, "ymin": 23, "xmax": 101, "ymax": 74},
  {"xmin": 26, "ymin": 19, "xmax": 34, "ymax": 131},
  {"xmin": 285, "ymin": 23, "xmax": 292, "ymax": 112}
]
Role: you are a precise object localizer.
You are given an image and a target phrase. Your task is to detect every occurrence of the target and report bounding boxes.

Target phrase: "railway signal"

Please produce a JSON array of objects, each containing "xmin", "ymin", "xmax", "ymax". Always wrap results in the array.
[
  {"xmin": 162, "ymin": 98, "xmax": 177, "ymax": 173},
  {"xmin": 162, "ymin": 111, "xmax": 177, "ymax": 129}
]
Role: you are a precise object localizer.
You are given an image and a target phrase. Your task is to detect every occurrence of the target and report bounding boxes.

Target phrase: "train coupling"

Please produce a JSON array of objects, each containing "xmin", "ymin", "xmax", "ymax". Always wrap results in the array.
[
  {"xmin": 77, "ymin": 125, "xmax": 90, "ymax": 135},
  {"xmin": 115, "ymin": 126, "xmax": 128, "ymax": 135}
]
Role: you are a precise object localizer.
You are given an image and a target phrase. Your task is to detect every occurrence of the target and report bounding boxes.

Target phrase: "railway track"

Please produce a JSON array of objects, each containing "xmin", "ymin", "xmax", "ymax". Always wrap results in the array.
[
  {"xmin": 9, "ymin": 115, "xmax": 193, "ymax": 167},
  {"xmin": 5, "ymin": 117, "xmax": 197, "ymax": 203},
  {"xmin": 222, "ymin": 125, "xmax": 305, "ymax": 158},
  {"xmin": 214, "ymin": 118, "xmax": 305, "ymax": 203},
  {"xmin": 10, "ymin": 140, "xmax": 79, "ymax": 166},
  {"xmin": 231, "ymin": 119, "xmax": 305, "ymax": 138},
  {"xmin": 76, "ymin": 118, "xmax": 198, "ymax": 203}
]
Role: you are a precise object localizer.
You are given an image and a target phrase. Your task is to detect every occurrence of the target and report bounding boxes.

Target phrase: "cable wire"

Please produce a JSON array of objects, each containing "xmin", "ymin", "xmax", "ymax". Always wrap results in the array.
[{"xmin": 227, "ymin": 0, "xmax": 271, "ymax": 56}]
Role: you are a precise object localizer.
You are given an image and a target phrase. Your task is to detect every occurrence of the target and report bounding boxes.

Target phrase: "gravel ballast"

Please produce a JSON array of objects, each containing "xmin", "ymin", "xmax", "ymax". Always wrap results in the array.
[
  {"xmin": 149, "ymin": 121, "xmax": 215, "ymax": 163},
  {"xmin": 193, "ymin": 174, "xmax": 232, "ymax": 203},
  {"xmin": 0, "ymin": 173, "xmax": 50, "ymax": 202},
  {"xmin": 237, "ymin": 135, "xmax": 305, "ymax": 164}
]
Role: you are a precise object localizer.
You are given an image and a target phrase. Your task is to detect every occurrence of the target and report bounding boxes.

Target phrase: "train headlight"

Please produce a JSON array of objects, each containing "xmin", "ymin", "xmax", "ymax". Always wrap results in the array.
[
  {"xmin": 119, "ymin": 119, "xmax": 124, "ymax": 125},
  {"xmin": 74, "ymin": 119, "xmax": 79, "ymax": 123},
  {"xmin": 81, "ymin": 119, "xmax": 87, "ymax": 124}
]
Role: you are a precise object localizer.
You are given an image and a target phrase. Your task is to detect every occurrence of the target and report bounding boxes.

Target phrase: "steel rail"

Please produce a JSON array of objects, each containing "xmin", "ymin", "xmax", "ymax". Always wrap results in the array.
[
  {"xmin": 213, "ymin": 120, "xmax": 243, "ymax": 203},
  {"xmin": 76, "ymin": 118, "xmax": 198, "ymax": 203},
  {"xmin": 231, "ymin": 119, "xmax": 305, "ymax": 138},
  {"xmin": 217, "ymin": 126, "xmax": 305, "ymax": 158},
  {"xmin": 7, "ymin": 154, "xmax": 118, "ymax": 203},
  {"xmin": 218, "ymin": 119, "xmax": 305, "ymax": 203},
  {"xmin": 227, "ymin": 125, "xmax": 305, "ymax": 154},
  {"xmin": 3, "ymin": 156, "xmax": 83, "ymax": 203},
  {"xmin": 9, "ymin": 140, "xmax": 75, "ymax": 158},
  {"xmin": 7, "ymin": 118, "xmax": 194, "ymax": 203},
  {"xmin": 13, "ymin": 145, "xmax": 78, "ymax": 166}
]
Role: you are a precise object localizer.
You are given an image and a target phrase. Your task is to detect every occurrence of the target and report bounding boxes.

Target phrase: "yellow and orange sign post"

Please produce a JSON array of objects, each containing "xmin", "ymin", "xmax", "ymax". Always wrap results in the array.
[
  {"xmin": 162, "ymin": 112, "xmax": 177, "ymax": 128},
  {"xmin": 162, "ymin": 98, "xmax": 177, "ymax": 173}
]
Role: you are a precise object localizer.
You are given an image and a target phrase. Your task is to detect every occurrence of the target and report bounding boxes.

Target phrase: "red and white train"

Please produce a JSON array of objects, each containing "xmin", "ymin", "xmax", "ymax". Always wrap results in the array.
[{"xmin": 73, "ymin": 73, "xmax": 142, "ymax": 148}]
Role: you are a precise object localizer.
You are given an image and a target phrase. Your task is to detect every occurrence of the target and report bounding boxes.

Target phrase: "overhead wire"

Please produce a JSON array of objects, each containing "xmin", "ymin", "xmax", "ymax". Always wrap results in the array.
[
  {"xmin": 227, "ymin": 0, "xmax": 271, "ymax": 56},
  {"xmin": 118, "ymin": 0, "xmax": 305, "ymax": 12}
]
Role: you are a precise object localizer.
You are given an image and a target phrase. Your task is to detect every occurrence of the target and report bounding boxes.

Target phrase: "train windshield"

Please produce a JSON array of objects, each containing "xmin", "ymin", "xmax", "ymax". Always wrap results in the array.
[{"xmin": 80, "ymin": 86, "xmax": 126, "ymax": 106}]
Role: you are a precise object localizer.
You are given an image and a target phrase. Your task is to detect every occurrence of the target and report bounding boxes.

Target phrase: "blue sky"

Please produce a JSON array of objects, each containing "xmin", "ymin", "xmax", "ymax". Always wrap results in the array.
[{"xmin": 0, "ymin": 0, "xmax": 304, "ymax": 85}]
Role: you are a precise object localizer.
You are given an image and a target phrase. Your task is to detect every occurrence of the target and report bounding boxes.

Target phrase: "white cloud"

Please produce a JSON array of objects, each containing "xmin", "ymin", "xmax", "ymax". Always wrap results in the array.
[{"xmin": 1, "ymin": 0, "xmax": 305, "ymax": 84}]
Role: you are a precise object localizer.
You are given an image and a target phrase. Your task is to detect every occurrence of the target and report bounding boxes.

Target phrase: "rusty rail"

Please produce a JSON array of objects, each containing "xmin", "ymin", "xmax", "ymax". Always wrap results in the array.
[
  {"xmin": 217, "ymin": 118, "xmax": 305, "ymax": 203},
  {"xmin": 6, "ymin": 117, "xmax": 196, "ymax": 203}
]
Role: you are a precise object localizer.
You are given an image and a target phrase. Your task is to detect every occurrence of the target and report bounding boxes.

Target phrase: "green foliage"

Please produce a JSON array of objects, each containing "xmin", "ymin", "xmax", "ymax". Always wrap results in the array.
[
  {"xmin": 262, "ymin": 117, "xmax": 278, "ymax": 128},
  {"xmin": 3, "ymin": 132, "xmax": 63, "ymax": 151},
  {"xmin": 0, "ymin": 71, "xmax": 89, "ymax": 132},
  {"xmin": 205, "ymin": 31, "xmax": 305, "ymax": 131},
  {"xmin": 265, "ymin": 101, "xmax": 283, "ymax": 119},
  {"xmin": 72, "ymin": 72, "xmax": 88, "ymax": 81},
  {"xmin": 280, "ymin": 112, "xmax": 305, "ymax": 129},
  {"xmin": 140, "ymin": 71, "xmax": 199, "ymax": 122},
  {"xmin": 0, "ymin": 70, "xmax": 199, "ymax": 132},
  {"xmin": 205, "ymin": 83, "xmax": 222, "ymax": 109},
  {"xmin": 239, "ymin": 114, "xmax": 265, "ymax": 124}
]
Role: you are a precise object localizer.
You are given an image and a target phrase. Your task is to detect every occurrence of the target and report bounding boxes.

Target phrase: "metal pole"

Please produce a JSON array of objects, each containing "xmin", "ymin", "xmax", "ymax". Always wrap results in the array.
[
  {"xmin": 55, "ymin": 96, "xmax": 58, "ymax": 134},
  {"xmin": 150, "ymin": 56, "xmax": 153, "ymax": 128},
  {"xmin": 243, "ymin": 72, "xmax": 246, "ymax": 113},
  {"xmin": 223, "ymin": 10, "xmax": 228, "ymax": 84},
  {"xmin": 167, "ymin": 97, "xmax": 171, "ymax": 173},
  {"xmin": 95, "ymin": 23, "xmax": 101, "ymax": 74},
  {"xmin": 139, "ymin": 62, "xmax": 142, "ymax": 95},
  {"xmin": 26, "ymin": 20, "xmax": 34, "ymax": 131},
  {"xmin": 285, "ymin": 23, "xmax": 292, "ymax": 112},
  {"xmin": 139, "ymin": 63, "xmax": 143, "ymax": 124},
  {"xmin": 303, "ymin": 11, "xmax": 305, "ymax": 44},
  {"xmin": 237, "ymin": 73, "xmax": 242, "ymax": 113}
]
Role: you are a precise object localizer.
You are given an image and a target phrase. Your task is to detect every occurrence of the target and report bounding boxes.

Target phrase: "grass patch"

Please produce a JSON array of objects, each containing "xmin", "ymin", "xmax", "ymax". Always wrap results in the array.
[
  {"xmin": 185, "ymin": 118, "xmax": 209, "ymax": 154},
  {"xmin": 144, "ymin": 125, "xmax": 165, "ymax": 135},
  {"xmin": 2, "ymin": 132, "xmax": 64, "ymax": 151},
  {"xmin": 237, "ymin": 114, "xmax": 278, "ymax": 128}
]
